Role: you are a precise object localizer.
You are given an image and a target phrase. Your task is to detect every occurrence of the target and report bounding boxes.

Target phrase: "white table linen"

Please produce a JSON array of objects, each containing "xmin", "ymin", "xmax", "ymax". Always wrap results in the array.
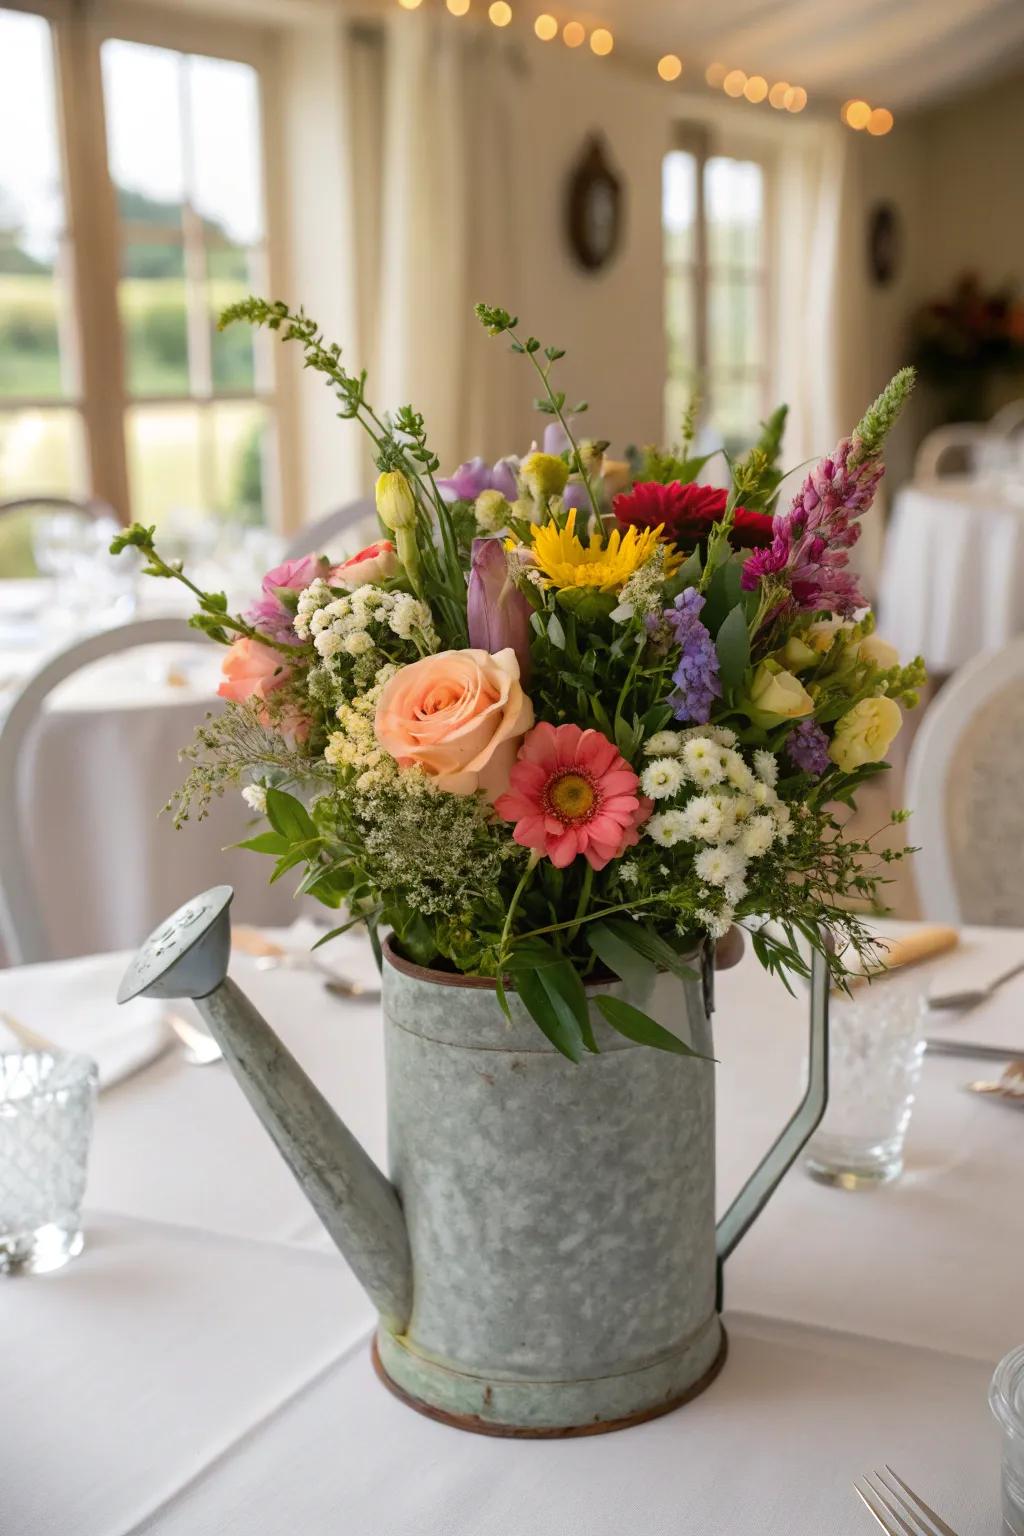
[
  {"xmin": 1, "ymin": 928, "xmax": 1020, "ymax": 1533},
  {"xmin": 878, "ymin": 476, "xmax": 1024, "ymax": 672}
]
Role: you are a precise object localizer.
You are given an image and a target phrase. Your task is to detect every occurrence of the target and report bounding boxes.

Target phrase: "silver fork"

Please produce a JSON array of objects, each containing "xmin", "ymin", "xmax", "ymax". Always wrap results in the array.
[{"xmin": 854, "ymin": 1466, "xmax": 960, "ymax": 1536}]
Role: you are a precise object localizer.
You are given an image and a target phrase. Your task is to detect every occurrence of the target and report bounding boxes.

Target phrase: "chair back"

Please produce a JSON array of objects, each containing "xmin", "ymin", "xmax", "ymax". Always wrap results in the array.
[
  {"xmin": 905, "ymin": 637, "xmax": 1024, "ymax": 924},
  {"xmin": 0, "ymin": 618, "xmax": 211, "ymax": 964},
  {"xmin": 0, "ymin": 494, "xmax": 118, "ymax": 522},
  {"xmin": 913, "ymin": 424, "xmax": 991, "ymax": 483},
  {"xmin": 281, "ymin": 498, "xmax": 377, "ymax": 561}
]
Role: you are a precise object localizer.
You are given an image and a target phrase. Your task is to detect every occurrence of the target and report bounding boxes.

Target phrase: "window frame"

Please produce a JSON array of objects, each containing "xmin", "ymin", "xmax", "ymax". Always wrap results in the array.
[
  {"xmin": 0, "ymin": 0, "xmax": 291, "ymax": 526},
  {"xmin": 665, "ymin": 121, "xmax": 776, "ymax": 449}
]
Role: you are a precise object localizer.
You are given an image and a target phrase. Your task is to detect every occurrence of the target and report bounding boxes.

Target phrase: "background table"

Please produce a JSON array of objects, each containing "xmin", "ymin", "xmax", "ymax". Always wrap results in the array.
[
  {"xmin": 1, "ymin": 928, "xmax": 1020, "ymax": 1534},
  {"xmin": 878, "ymin": 476, "xmax": 1024, "ymax": 672}
]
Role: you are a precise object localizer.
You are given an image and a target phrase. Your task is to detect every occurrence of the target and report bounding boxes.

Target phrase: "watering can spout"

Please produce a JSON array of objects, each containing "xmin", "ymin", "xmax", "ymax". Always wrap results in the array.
[{"xmin": 117, "ymin": 888, "xmax": 413, "ymax": 1333}]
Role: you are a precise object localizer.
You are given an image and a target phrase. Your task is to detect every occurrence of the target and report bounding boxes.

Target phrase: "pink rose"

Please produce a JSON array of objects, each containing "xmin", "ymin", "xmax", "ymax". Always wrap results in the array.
[
  {"xmin": 329, "ymin": 540, "xmax": 399, "ymax": 588},
  {"xmin": 218, "ymin": 637, "xmax": 292, "ymax": 705},
  {"xmin": 374, "ymin": 647, "xmax": 533, "ymax": 800}
]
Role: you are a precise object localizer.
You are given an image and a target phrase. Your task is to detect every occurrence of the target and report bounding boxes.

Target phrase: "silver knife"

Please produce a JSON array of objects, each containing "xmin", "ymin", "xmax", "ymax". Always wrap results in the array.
[{"xmin": 926, "ymin": 1038, "xmax": 1024, "ymax": 1062}]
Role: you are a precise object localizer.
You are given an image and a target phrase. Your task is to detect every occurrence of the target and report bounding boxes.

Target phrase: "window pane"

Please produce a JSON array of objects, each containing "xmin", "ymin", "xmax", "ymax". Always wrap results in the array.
[
  {"xmin": 708, "ymin": 274, "xmax": 763, "ymax": 375},
  {"xmin": 0, "ymin": 408, "xmax": 87, "ymax": 574},
  {"xmin": 705, "ymin": 157, "xmax": 763, "ymax": 269},
  {"xmin": 188, "ymin": 56, "xmax": 263, "ymax": 246},
  {"xmin": 120, "ymin": 243, "xmax": 189, "ymax": 396},
  {"xmin": 211, "ymin": 400, "xmax": 269, "ymax": 523},
  {"xmin": 102, "ymin": 41, "xmax": 186, "ymax": 212},
  {"xmin": 709, "ymin": 377, "xmax": 761, "ymax": 451},
  {"xmin": 0, "ymin": 267, "xmax": 64, "ymax": 399},
  {"xmin": 662, "ymin": 150, "xmax": 697, "ymax": 265},
  {"xmin": 208, "ymin": 246, "xmax": 256, "ymax": 392},
  {"xmin": 126, "ymin": 403, "xmax": 204, "ymax": 523}
]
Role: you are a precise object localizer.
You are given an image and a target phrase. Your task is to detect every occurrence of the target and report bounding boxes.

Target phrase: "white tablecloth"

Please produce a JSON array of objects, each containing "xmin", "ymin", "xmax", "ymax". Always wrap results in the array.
[
  {"xmin": 0, "ymin": 585, "xmax": 297, "ymax": 959},
  {"xmin": 879, "ymin": 476, "xmax": 1024, "ymax": 672},
  {"xmin": 0, "ymin": 929, "xmax": 1020, "ymax": 1533}
]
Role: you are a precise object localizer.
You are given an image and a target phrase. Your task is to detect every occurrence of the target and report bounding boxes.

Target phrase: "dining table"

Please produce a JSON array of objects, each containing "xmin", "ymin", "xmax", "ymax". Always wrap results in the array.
[
  {"xmin": 0, "ymin": 919, "xmax": 1020, "ymax": 1535},
  {"xmin": 878, "ymin": 474, "xmax": 1024, "ymax": 674}
]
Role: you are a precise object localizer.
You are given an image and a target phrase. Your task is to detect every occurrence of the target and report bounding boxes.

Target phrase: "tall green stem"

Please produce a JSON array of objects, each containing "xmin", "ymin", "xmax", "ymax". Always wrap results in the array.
[{"xmin": 510, "ymin": 328, "xmax": 600, "ymax": 523}]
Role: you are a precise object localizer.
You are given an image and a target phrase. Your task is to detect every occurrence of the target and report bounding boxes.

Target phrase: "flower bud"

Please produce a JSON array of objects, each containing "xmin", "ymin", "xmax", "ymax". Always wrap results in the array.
[
  {"xmin": 742, "ymin": 660, "xmax": 815, "ymax": 726},
  {"xmin": 375, "ymin": 470, "xmax": 417, "ymax": 531},
  {"xmin": 474, "ymin": 488, "xmax": 512, "ymax": 534},
  {"xmin": 520, "ymin": 451, "xmax": 569, "ymax": 502}
]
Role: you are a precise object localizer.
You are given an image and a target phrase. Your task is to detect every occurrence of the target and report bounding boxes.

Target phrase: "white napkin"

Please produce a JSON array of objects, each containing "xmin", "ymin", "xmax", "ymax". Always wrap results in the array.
[
  {"xmin": 921, "ymin": 928, "xmax": 1024, "ymax": 1052},
  {"xmin": 0, "ymin": 953, "xmax": 169, "ymax": 1090},
  {"xmin": 270, "ymin": 916, "xmax": 382, "ymax": 991}
]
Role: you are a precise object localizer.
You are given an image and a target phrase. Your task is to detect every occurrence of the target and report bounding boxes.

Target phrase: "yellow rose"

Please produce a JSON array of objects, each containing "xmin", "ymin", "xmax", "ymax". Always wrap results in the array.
[
  {"xmin": 747, "ymin": 661, "xmax": 815, "ymax": 723},
  {"xmin": 806, "ymin": 617, "xmax": 853, "ymax": 654},
  {"xmin": 780, "ymin": 635, "xmax": 819, "ymax": 672},
  {"xmin": 829, "ymin": 696, "xmax": 903, "ymax": 771},
  {"xmin": 856, "ymin": 633, "xmax": 900, "ymax": 670}
]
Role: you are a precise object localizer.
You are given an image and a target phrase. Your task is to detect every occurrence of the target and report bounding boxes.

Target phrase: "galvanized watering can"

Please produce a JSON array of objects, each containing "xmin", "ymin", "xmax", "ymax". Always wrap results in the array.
[{"xmin": 120, "ymin": 886, "xmax": 829, "ymax": 1437}]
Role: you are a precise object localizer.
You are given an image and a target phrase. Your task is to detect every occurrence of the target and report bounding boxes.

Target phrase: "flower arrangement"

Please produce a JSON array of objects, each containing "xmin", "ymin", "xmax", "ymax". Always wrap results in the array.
[
  {"xmin": 911, "ymin": 272, "xmax": 1024, "ymax": 416},
  {"xmin": 113, "ymin": 298, "xmax": 924, "ymax": 1059}
]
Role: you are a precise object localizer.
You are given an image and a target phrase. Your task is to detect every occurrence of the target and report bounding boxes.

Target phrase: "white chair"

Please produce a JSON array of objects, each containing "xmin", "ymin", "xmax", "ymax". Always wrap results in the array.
[
  {"xmin": 904, "ymin": 636, "xmax": 1024, "ymax": 925},
  {"xmin": 282, "ymin": 497, "xmax": 377, "ymax": 561},
  {"xmin": 0, "ymin": 618, "xmax": 294, "ymax": 964},
  {"xmin": 0, "ymin": 493, "xmax": 117, "ymax": 523},
  {"xmin": 988, "ymin": 400, "xmax": 1024, "ymax": 441},
  {"xmin": 913, "ymin": 424, "xmax": 992, "ymax": 483}
]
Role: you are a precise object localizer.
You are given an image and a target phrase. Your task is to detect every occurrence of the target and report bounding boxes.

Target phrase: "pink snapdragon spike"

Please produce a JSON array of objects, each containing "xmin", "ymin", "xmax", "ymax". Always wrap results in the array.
[
  {"xmin": 495, "ymin": 722, "xmax": 653, "ymax": 870},
  {"xmin": 467, "ymin": 537, "xmax": 533, "ymax": 681},
  {"xmin": 741, "ymin": 437, "xmax": 883, "ymax": 616}
]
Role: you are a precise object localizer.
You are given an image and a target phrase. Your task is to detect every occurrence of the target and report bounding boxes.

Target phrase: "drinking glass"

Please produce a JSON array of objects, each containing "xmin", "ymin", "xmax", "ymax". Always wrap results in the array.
[
  {"xmin": 991, "ymin": 1344, "xmax": 1024, "ymax": 1535},
  {"xmin": 804, "ymin": 981, "xmax": 927, "ymax": 1189},
  {"xmin": 0, "ymin": 1052, "xmax": 98, "ymax": 1274}
]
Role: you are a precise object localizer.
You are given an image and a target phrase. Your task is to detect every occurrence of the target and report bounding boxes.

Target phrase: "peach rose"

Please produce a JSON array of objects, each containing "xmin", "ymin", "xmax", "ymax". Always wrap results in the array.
[
  {"xmin": 374, "ymin": 647, "xmax": 534, "ymax": 800},
  {"xmin": 218, "ymin": 637, "xmax": 292, "ymax": 705}
]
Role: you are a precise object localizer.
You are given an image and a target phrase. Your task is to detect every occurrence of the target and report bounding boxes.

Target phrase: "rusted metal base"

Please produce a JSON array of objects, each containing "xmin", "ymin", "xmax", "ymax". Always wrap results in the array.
[{"xmin": 370, "ymin": 1327, "xmax": 729, "ymax": 1438}]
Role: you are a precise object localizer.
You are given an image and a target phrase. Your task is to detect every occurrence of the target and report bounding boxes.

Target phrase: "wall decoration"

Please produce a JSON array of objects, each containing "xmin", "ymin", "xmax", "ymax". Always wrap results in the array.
[
  {"xmin": 868, "ymin": 201, "xmax": 901, "ymax": 287},
  {"xmin": 566, "ymin": 134, "xmax": 623, "ymax": 273}
]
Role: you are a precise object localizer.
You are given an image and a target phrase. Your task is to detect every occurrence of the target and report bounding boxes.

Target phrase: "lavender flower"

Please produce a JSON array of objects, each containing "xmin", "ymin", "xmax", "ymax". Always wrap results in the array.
[
  {"xmin": 657, "ymin": 588, "xmax": 721, "ymax": 724},
  {"xmin": 438, "ymin": 456, "xmax": 518, "ymax": 505},
  {"xmin": 786, "ymin": 720, "xmax": 831, "ymax": 776}
]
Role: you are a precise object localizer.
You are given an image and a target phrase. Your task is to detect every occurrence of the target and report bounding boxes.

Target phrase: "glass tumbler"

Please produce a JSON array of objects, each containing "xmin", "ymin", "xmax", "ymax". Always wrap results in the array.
[
  {"xmin": 0, "ymin": 1052, "xmax": 98, "ymax": 1275},
  {"xmin": 804, "ymin": 981, "xmax": 927, "ymax": 1189},
  {"xmin": 991, "ymin": 1344, "xmax": 1024, "ymax": 1535}
]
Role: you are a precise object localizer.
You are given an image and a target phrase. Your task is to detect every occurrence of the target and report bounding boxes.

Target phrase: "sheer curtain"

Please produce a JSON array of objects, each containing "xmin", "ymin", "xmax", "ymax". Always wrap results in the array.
[{"xmin": 348, "ymin": 14, "xmax": 525, "ymax": 477}]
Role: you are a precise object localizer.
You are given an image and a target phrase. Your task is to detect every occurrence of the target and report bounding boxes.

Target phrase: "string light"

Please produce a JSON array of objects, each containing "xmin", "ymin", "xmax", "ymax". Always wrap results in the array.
[
  {"xmin": 590, "ymin": 27, "xmax": 613, "ymax": 55},
  {"xmin": 723, "ymin": 68, "xmax": 747, "ymax": 97},
  {"xmin": 768, "ymin": 80, "xmax": 789, "ymax": 108},
  {"xmin": 743, "ymin": 74, "xmax": 768, "ymax": 103},
  {"xmin": 705, "ymin": 61, "xmax": 726, "ymax": 87},
  {"xmin": 534, "ymin": 12, "xmax": 557, "ymax": 39},
  {"xmin": 397, "ymin": 0, "xmax": 422, "ymax": 9},
  {"xmin": 658, "ymin": 53, "xmax": 683, "ymax": 82},
  {"xmin": 562, "ymin": 19, "xmax": 585, "ymax": 46},
  {"xmin": 844, "ymin": 98, "xmax": 870, "ymax": 129},
  {"xmin": 868, "ymin": 107, "xmax": 894, "ymax": 135},
  {"xmin": 488, "ymin": 0, "xmax": 511, "ymax": 23},
  {"xmin": 784, "ymin": 85, "xmax": 807, "ymax": 112},
  {"xmin": 446, "ymin": 0, "xmax": 470, "ymax": 12}
]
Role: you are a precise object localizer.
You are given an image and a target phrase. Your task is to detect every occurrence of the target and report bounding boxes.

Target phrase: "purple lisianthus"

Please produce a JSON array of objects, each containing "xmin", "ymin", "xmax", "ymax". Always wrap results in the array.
[
  {"xmin": 655, "ymin": 588, "xmax": 721, "ymax": 724},
  {"xmin": 467, "ymin": 537, "xmax": 532, "ymax": 681},
  {"xmin": 786, "ymin": 719, "xmax": 831, "ymax": 776},
  {"xmin": 246, "ymin": 552, "xmax": 329, "ymax": 644},
  {"xmin": 438, "ymin": 456, "xmax": 518, "ymax": 505},
  {"xmin": 741, "ymin": 436, "xmax": 884, "ymax": 617}
]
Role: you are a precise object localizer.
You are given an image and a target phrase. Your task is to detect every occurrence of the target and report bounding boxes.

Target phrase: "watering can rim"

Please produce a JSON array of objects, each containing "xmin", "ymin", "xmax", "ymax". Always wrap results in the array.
[{"xmin": 381, "ymin": 932, "xmax": 705, "ymax": 992}]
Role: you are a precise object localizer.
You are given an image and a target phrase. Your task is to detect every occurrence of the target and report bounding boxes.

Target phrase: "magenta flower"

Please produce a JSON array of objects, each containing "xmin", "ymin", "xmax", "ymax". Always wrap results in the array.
[
  {"xmin": 247, "ymin": 553, "xmax": 330, "ymax": 644},
  {"xmin": 741, "ymin": 437, "xmax": 883, "ymax": 616},
  {"xmin": 467, "ymin": 537, "xmax": 533, "ymax": 681},
  {"xmin": 438, "ymin": 456, "xmax": 518, "ymax": 505}
]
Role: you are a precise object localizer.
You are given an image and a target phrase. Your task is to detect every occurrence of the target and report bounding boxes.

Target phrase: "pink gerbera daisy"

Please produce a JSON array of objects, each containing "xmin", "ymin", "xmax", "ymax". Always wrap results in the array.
[{"xmin": 494, "ymin": 722, "xmax": 652, "ymax": 870}]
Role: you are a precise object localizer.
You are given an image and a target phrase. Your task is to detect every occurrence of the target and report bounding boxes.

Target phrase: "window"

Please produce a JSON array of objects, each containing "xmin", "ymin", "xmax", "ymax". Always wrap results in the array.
[
  {"xmin": 663, "ymin": 136, "xmax": 770, "ymax": 453},
  {"xmin": 0, "ymin": 2, "xmax": 280, "ymax": 554}
]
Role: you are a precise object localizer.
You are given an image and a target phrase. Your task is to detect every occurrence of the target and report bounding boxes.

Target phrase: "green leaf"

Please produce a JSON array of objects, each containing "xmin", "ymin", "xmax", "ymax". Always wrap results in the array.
[
  {"xmin": 586, "ymin": 921, "xmax": 656, "ymax": 993},
  {"xmin": 547, "ymin": 612, "xmax": 566, "ymax": 649},
  {"xmin": 233, "ymin": 831, "xmax": 291, "ymax": 856},
  {"xmin": 613, "ymin": 713, "xmax": 637, "ymax": 761},
  {"xmin": 716, "ymin": 602, "xmax": 751, "ymax": 689},
  {"xmin": 595, "ymin": 995, "xmax": 714, "ymax": 1059},
  {"xmin": 265, "ymin": 787, "xmax": 316, "ymax": 843},
  {"xmin": 538, "ymin": 958, "xmax": 599, "ymax": 1054},
  {"xmin": 515, "ymin": 969, "xmax": 585, "ymax": 1062},
  {"xmin": 312, "ymin": 911, "xmax": 381, "ymax": 949},
  {"xmin": 599, "ymin": 918, "xmax": 698, "ymax": 980}
]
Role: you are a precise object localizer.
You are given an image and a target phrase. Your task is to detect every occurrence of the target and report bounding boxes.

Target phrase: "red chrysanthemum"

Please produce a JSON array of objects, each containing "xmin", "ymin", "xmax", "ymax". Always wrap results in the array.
[{"xmin": 613, "ymin": 481, "xmax": 774, "ymax": 550}]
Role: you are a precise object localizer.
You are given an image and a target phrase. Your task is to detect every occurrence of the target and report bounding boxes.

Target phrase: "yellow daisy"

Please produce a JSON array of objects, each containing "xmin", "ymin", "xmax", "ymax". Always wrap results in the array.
[{"xmin": 529, "ymin": 510, "xmax": 677, "ymax": 593}]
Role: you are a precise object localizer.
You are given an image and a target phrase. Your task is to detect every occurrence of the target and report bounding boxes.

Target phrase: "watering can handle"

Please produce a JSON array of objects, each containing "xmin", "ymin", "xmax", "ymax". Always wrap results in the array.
[{"xmin": 713, "ymin": 943, "xmax": 830, "ymax": 1310}]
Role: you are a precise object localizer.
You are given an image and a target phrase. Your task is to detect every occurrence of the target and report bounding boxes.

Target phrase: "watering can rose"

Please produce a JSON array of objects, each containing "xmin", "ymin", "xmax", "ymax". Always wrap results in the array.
[{"xmin": 374, "ymin": 647, "xmax": 533, "ymax": 800}]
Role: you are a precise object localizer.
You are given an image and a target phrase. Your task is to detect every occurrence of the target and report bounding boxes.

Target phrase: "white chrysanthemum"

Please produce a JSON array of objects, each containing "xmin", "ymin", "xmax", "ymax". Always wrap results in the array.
[
  {"xmin": 679, "ymin": 795, "xmax": 724, "ymax": 841},
  {"xmin": 723, "ymin": 873, "xmax": 749, "ymax": 906},
  {"xmin": 696, "ymin": 905, "xmax": 734, "ymax": 940},
  {"xmin": 241, "ymin": 784, "xmax": 267, "ymax": 814},
  {"xmin": 646, "ymin": 809, "xmax": 689, "ymax": 847},
  {"xmin": 695, "ymin": 843, "xmax": 745, "ymax": 886},
  {"xmin": 314, "ymin": 630, "xmax": 344, "ymax": 659},
  {"xmin": 753, "ymin": 749, "xmax": 779, "ymax": 787},
  {"xmin": 711, "ymin": 726, "xmax": 737, "ymax": 748},
  {"xmin": 740, "ymin": 814, "xmax": 776, "ymax": 858},
  {"xmin": 641, "ymin": 757, "xmax": 686, "ymax": 799},
  {"xmin": 683, "ymin": 737, "xmax": 726, "ymax": 786},
  {"xmin": 643, "ymin": 730, "xmax": 682, "ymax": 757},
  {"xmin": 723, "ymin": 750, "xmax": 757, "ymax": 793},
  {"xmin": 343, "ymin": 630, "xmax": 374, "ymax": 656},
  {"xmin": 389, "ymin": 595, "xmax": 434, "ymax": 640}
]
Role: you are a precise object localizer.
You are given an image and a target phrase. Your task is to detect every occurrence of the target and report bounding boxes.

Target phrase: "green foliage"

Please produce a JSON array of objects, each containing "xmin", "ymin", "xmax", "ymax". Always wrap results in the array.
[{"xmin": 595, "ymin": 995, "xmax": 713, "ymax": 1059}]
